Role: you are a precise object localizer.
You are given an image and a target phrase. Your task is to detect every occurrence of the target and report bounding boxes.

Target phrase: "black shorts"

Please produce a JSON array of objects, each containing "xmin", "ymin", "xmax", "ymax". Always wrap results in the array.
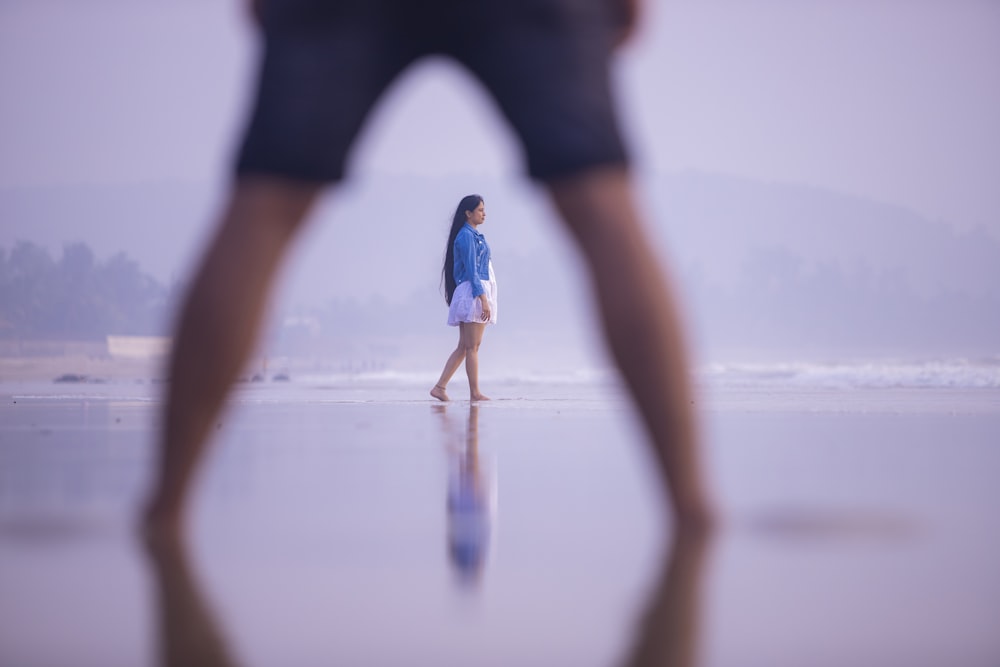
[{"xmin": 235, "ymin": 0, "xmax": 629, "ymax": 182}]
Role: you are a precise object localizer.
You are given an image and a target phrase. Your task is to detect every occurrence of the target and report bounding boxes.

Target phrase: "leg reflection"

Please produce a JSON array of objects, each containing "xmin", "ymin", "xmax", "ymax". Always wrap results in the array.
[
  {"xmin": 142, "ymin": 535, "xmax": 237, "ymax": 667},
  {"xmin": 437, "ymin": 403, "xmax": 494, "ymax": 586},
  {"xmin": 620, "ymin": 527, "xmax": 714, "ymax": 667}
]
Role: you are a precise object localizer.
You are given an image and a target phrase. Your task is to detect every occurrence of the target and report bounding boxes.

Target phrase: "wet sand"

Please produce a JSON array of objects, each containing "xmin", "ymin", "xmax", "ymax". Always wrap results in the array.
[{"xmin": 1, "ymin": 380, "xmax": 999, "ymax": 666}]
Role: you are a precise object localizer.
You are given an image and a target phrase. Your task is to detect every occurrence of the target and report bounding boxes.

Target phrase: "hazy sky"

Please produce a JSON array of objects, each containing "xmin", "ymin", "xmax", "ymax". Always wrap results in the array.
[{"xmin": 1, "ymin": 0, "xmax": 998, "ymax": 235}]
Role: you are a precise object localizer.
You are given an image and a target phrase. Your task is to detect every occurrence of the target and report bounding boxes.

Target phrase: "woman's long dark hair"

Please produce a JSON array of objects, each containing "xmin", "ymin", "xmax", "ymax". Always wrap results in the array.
[{"xmin": 442, "ymin": 194, "xmax": 483, "ymax": 305}]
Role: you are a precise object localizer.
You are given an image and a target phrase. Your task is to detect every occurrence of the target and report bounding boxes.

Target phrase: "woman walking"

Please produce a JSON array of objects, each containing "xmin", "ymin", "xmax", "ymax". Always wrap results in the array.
[{"xmin": 431, "ymin": 195, "xmax": 497, "ymax": 402}]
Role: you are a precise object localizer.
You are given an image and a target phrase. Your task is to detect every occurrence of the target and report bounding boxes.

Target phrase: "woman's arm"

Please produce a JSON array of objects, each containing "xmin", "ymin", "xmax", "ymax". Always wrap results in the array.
[
  {"xmin": 478, "ymin": 294, "xmax": 491, "ymax": 322},
  {"xmin": 455, "ymin": 230, "xmax": 485, "ymax": 298}
]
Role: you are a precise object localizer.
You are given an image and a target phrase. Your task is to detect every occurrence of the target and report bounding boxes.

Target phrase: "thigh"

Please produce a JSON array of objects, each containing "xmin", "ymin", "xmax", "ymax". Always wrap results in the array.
[{"xmin": 459, "ymin": 322, "xmax": 487, "ymax": 348}]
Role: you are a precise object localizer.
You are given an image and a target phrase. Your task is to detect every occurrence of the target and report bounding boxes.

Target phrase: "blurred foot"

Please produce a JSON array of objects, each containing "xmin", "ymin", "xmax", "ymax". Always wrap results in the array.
[
  {"xmin": 431, "ymin": 385, "xmax": 450, "ymax": 401},
  {"xmin": 470, "ymin": 392, "xmax": 490, "ymax": 401}
]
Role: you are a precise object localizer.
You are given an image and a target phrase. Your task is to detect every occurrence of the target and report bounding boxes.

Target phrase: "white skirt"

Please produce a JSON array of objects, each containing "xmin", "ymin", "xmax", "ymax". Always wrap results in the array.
[{"xmin": 448, "ymin": 262, "xmax": 498, "ymax": 326}]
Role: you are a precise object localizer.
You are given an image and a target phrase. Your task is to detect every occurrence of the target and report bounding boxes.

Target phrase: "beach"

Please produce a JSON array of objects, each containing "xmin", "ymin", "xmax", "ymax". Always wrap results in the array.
[{"xmin": 1, "ymin": 370, "xmax": 999, "ymax": 667}]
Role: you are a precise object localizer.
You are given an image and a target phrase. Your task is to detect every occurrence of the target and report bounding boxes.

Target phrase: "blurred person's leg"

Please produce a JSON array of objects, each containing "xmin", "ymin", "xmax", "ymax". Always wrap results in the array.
[
  {"xmin": 144, "ymin": 178, "xmax": 320, "ymax": 534},
  {"xmin": 462, "ymin": 5, "xmax": 713, "ymax": 526},
  {"xmin": 547, "ymin": 168, "xmax": 712, "ymax": 527},
  {"xmin": 143, "ymin": 4, "xmax": 417, "ymax": 535}
]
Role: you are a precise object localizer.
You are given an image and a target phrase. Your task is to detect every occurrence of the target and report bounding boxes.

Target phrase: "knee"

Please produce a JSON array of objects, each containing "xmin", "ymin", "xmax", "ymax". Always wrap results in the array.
[{"xmin": 233, "ymin": 176, "xmax": 321, "ymax": 237}]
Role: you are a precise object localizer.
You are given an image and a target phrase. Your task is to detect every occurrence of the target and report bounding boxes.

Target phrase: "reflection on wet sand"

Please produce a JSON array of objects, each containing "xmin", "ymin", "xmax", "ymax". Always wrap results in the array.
[
  {"xmin": 619, "ymin": 529, "xmax": 712, "ymax": 667},
  {"xmin": 105, "ymin": 395, "xmax": 983, "ymax": 667},
  {"xmin": 143, "ymin": 535, "xmax": 236, "ymax": 667},
  {"xmin": 141, "ymin": 404, "xmax": 498, "ymax": 667},
  {"xmin": 435, "ymin": 403, "xmax": 494, "ymax": 585},
  {"xmin": 617, "ymin": 509, "xmax": 919, "ymax": 667},
  {"xmin": 54, "ymin": 508, "xmax": 930, "ymax": 667}
]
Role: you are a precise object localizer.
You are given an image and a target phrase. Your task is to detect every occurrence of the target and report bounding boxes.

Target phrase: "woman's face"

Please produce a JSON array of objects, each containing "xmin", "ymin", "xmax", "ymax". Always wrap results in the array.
[{"xmin": 465, "ymin": 201, "xmax": 486, "ymax": 226}]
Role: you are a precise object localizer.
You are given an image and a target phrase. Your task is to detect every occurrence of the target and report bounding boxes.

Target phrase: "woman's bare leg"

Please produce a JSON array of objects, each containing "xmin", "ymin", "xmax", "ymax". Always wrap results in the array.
[
  {"xmin": 431, "ymin": 332, "xmax": 467, "ymax": 401},
  {"xmin": 461, "ymin": 322, "xmax": 490, "ymax": 400}
]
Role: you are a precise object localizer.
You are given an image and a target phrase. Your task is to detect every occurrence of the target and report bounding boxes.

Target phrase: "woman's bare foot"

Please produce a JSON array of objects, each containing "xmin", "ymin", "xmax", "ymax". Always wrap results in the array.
[
  {"xmin": 470, "ymin": 392, "xmax": 490, "ymax": 401},
  {"xmin": 430, "ymin": 385, "xmax": 450, "ymax": 401}
]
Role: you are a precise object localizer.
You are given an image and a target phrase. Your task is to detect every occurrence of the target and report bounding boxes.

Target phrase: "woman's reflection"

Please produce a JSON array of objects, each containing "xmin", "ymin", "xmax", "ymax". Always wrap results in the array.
[{"xmin": 435, "ymin": 403, "xmax": 494, "ymax": 585}]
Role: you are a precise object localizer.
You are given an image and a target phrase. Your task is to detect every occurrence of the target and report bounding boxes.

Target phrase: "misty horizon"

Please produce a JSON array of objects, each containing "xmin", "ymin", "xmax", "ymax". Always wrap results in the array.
[{"xmin": 3, "ymin": 170, "xmax": 998, "ymax": 369}]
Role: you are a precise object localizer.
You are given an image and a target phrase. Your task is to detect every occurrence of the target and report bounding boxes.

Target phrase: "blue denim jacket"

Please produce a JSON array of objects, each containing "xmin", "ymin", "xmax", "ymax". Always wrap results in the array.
[{"xmin": 453, "ymin": 223, "xmax": 491, "ymax": 298}]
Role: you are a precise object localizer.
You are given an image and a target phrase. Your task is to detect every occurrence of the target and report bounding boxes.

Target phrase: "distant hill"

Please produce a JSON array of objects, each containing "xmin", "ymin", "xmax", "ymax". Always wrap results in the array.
[
  {"xmin": 644, "ymin": 171, "xmax": 1000, "ymax": 358},
  {"xmin": 649, "ymin": 170, "xmax": 1000, "ymax": 298}
]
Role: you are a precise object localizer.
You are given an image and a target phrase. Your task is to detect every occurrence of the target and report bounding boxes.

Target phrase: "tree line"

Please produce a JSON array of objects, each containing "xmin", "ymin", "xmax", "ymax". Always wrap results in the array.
[{"xmin": 0, "ymin": 241, "xmax": 168, "ymax": 340}]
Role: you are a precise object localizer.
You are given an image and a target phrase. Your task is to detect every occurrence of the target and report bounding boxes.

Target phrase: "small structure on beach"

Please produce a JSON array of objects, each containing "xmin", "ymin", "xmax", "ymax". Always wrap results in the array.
[{"xmin": 106, "ymin": 335, "xmax": 171, "ymax": 360}]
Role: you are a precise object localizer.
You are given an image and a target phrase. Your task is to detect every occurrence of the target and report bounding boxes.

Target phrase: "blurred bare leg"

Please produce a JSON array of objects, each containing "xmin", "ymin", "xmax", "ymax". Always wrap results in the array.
[
  {"xmin": 144, "ymin": 176, "xmax": 321, "ymax": 537},
  {"xmin": 547, "ymin": 167, "xmax": 712, "ymax": 528}
]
